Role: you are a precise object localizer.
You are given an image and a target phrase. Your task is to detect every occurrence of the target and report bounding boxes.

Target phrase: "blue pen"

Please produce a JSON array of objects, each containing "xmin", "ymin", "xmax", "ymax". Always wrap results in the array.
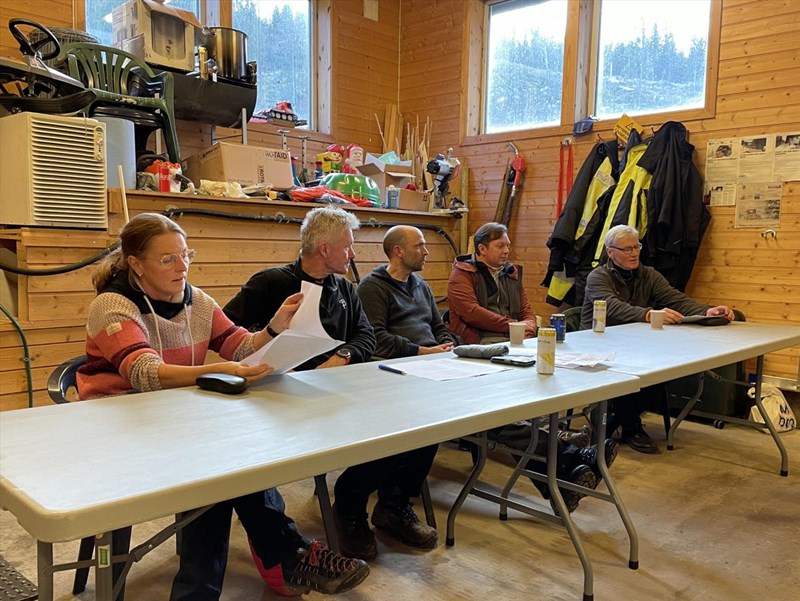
[{"xmin": 378, "ymin": 364, "xmax": 406, "ymax": 375}]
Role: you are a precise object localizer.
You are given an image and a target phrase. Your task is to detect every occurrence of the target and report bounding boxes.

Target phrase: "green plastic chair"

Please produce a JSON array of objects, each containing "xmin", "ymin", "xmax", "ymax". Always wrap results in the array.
[
  {"xmin": 56, "ymin": 42, "xmax": 180, "ymax": 163},
  {"xmin": 563, "ymin": 306, "xmax": 583, "ymax": 332}
]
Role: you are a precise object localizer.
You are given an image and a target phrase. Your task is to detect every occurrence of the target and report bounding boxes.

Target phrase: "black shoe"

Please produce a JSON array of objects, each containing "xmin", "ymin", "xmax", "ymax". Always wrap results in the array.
[
  {"xmin": 621, "ymin": 427, "xmax": 659, "ymax": 454},
  {"xmin": 577, "ymin": 438, "xmax": 619, "ymax": 477},
  {"xmin": 371, "ymin": 501, "xmax": 438, "ymax": 549},
  {"xmin": 549, "ymin": 464, "xmax": 598, "ymax": 515},
  {"xmin": 332, "ymin": 503, "xmax": 378, "ymax": 561},
  {"xmin": 282, "ymin": 540, "xmax": 370, "ymax": 595}
]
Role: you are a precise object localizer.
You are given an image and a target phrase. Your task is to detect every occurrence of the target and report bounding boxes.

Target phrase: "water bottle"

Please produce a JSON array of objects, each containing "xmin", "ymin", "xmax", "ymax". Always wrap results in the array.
[{"xmin": 386, "ymin": 185, "xmax": 399, "ymax": 209}]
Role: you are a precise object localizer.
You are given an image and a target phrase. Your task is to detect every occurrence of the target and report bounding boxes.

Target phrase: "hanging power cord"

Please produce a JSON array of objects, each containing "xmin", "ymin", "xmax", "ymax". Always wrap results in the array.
[
  {"xmin": 0, "ymin": 301, "xmax": 34, "ymax": 408},
  {"xmin": 0, "ymin": 243, "xmax": 119, "ymax": 276}
]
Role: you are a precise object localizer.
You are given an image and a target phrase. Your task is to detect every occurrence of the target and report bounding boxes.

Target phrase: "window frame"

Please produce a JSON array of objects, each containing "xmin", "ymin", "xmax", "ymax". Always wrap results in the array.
[
  {"xmin": 461, "ymin": 0, "xmax": 721, "ymax": 146},
  {"xmin": 76, "ymin": 0, "xmax": 334, "ymax": 138}
]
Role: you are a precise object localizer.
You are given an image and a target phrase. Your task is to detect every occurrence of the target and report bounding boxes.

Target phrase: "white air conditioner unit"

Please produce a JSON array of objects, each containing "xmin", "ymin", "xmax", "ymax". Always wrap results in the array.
[{"xmin": 0, "ymin": 113, "xmax": 107, "ymax": 229}]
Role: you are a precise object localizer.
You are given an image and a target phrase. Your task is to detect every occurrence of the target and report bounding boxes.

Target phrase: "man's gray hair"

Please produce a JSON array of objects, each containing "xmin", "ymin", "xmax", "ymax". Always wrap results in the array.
[
  {"xmin": 300, "ymin": 205, "xmax": 360, "ymax": 256},
  {"xmin": 605, "ymin": 224, "xmax": 640, "ymax": 249}
]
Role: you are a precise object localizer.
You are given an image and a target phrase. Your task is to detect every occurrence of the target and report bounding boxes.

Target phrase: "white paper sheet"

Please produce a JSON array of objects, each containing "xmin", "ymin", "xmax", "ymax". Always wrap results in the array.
[
  {"xmin": 385, "ymin": 358, "xmax": 510, "ymax": 381},
  {"xmin": 242, "ymin": 281, "xmax": 343, "ymax": 374},
  {"xmin": 554, "ymin": 352, "xmax": 616, "ymax": 369}
]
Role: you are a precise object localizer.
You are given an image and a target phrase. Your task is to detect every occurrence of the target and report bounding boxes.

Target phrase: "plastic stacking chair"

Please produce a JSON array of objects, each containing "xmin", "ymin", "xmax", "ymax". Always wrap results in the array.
[
  {"xmin": 55, "ymin": 42, "xmax": 181, "ymax": 163},
  {"xmin": 47, "ymin": 356, "xmax": 131, "ymax": 601},
  {"xmin": 563, "ymin": 306, "xmax": 582, "ymax": 333}
]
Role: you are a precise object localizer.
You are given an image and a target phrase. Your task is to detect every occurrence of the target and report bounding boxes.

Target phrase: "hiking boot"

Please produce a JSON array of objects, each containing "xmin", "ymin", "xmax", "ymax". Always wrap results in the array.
[
  {"xmin": 558, "ymin": 425, "xmax": 592, "ymax": 448},
  {"xmin": 549, "ymin": 464, "xmax": 598, "ymax": 516},
  {"xmin": 371, "ymin": 501, "xmax": 438, "ymax": 549},
  {"xmin": 332, "ymin": 503, "xmax": 378, "ymax": 560},
  {"xmin": 248, "ymin": 538, "xmax": 305, "ymax": 597},
  {"xmin": 282, "ymin": 540, "xmax": 370, "ymax": 595},
  {"xmin": 620, "ymin": 427, "xmax": 659, "ymax": 454},
  {"xmin": 577, "ymin": 438, "xmax": 619, "ymax": 478}
]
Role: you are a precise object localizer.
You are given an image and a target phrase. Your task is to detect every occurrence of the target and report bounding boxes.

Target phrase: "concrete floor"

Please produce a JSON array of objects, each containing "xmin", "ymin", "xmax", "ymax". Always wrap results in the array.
[{"xmin": 2, "ymin": 409, "xmax": 799, "ymax": 601}]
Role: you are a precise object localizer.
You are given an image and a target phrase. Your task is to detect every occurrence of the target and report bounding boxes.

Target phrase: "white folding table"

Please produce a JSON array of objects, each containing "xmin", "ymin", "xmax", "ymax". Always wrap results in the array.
[
  {"xmin": 0, "ymin": 358, "xmax": 640, "ymax": 601},
  {"xmin": 561, "ymin": 321, "xmax": 800, "ymax": 475}
]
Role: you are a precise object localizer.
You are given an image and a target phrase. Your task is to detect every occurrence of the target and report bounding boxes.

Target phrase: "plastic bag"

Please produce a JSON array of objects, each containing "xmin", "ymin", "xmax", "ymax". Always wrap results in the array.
[{"xmin": 748, "ymin": 384, "xmax": 796, "ymax": 433}]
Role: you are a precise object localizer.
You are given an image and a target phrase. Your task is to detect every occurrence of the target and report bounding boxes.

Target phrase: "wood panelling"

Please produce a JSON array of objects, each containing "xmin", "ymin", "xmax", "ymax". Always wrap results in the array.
[
  {"xmin": 2, "ymin": 0, "xmax": 798, "ymax": 390},
  {"xmin": 0, "ymin": 192, "xmax": 459, "ymax": 410},
  {"xmin": 398, "ymin": 0, "xmax": 800, "ymax": 381}
]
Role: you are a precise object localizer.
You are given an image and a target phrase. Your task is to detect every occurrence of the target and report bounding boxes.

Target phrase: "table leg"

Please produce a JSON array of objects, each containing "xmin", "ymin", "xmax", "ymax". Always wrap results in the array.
[
  {"xmin": 36, "ymin": 541, "xmax": 54, "ymax": 601},
  {"xmin": 751, "ymin": 356, "xmax": 789, "ymax": 476},
  {"xmin": 666, "ymin": 373, "xmax": 705, "ymax": 450},
  {"xmin": 547, "ymin": 413, "xmax": 594, "ymax": 601},
  {"xmin": 95, "ymin": 531, "xmax": 113, "ymax": 601},
  {"xmin": 446, "ymin": 431, "xmax": 489, "ymax": 546},
  {"xmin": 591, "ymin": 400, "xmax": 639, "ymax": 569}
]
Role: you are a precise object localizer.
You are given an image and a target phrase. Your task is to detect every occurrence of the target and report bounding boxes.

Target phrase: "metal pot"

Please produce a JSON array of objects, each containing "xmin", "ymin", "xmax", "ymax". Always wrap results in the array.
[{"xmin": 203, "ymin": 27, "xmax": 248, "ymax": 81}]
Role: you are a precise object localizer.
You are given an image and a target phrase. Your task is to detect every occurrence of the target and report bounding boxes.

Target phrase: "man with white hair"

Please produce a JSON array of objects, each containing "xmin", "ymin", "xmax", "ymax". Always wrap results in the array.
[{"xmin": 581, "ymin": 224, "xmax": 734, "ymax": 453}]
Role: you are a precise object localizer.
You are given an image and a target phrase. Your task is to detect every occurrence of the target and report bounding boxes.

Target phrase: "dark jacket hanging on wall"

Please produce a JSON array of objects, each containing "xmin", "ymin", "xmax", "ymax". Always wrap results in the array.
[
  {"xmin": 637, "ymin": 121, "xmax": 710, "ymax": 291},
  {"xmin": 542, "ymin": 140, "xmax": 619, "ymax": 306}
]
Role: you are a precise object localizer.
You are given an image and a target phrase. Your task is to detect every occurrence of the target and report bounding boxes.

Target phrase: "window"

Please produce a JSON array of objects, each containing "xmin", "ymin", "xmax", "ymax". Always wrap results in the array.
[
  {"xmin": 483, "ymin": 0, "xmax": 568, "ymax": 134},
  {"xmin": 233, "ymin": 0, "xmax": 312, "ymax": 127},
  {"xmin": 85, "ymin": 0, "xmax": 200, "ymax": 47},
  {"xmin": 591, "ymin": 0, "xmax": 712, "ymax": 119}
]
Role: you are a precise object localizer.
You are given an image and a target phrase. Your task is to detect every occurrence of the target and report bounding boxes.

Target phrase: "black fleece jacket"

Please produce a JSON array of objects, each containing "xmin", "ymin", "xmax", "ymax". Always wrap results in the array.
[{"xmin": 223, "ymin": 258, "xmax": 375, "ymax": 370}]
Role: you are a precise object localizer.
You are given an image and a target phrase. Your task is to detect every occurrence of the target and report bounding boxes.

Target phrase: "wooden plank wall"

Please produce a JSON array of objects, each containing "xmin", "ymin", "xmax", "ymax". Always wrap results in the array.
[
  {"xmin": 1, "ymin": 193, "xmax": 459, "ymax": 411},
  {"xmin": 399, "ymin": 0, "xmax": 800, "ymax": 381},
  {"xmin": 2, "ymin": 0, "xmax": 798, "ymax": 384}
]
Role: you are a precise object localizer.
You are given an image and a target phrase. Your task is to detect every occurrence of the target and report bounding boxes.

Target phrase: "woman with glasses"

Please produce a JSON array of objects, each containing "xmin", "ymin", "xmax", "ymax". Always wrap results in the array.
[
  {"xmin": 77, "ymin": 212, "xmax": 302, "ymax": 397},
  {"xmin": 77, "ymin": 212, "xmax": 369, "ymax": 600}
]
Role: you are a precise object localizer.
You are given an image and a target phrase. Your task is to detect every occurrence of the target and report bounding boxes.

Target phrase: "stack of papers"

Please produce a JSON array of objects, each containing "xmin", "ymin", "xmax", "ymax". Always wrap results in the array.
[
  {"xmin": 381, "ymin": 358, "xmax": 510, "ymax": 381},
  {"xmin": 242, "ymin": 281, "xmax": 343, "ymax": 374},
  {"xmin": 555, "ymin": 352, "xmax": 616, "ymax": 369}
]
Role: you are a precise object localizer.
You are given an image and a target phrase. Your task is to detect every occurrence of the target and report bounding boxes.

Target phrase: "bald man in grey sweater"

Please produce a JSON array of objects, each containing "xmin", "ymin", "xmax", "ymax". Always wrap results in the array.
[{"xmin": 357, "ymin": 226, "xmax": 456, "ymax": 358}]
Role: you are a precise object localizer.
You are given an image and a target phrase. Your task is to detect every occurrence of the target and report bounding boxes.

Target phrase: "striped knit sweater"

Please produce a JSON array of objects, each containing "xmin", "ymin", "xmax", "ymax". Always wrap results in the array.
[{"xmin": 77, "ymin": 270, "xmax": 254, "ymax": 399}]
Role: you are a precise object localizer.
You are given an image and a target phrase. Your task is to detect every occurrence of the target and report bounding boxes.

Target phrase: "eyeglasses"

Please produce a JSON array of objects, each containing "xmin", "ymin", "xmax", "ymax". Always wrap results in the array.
[
  {"xmin": 146, "ymin": 249, "xmax": 196, "ymax": 268},
  {"xmin": 609, "ymin": 242, "xmax": 642, "ymax": 255}
]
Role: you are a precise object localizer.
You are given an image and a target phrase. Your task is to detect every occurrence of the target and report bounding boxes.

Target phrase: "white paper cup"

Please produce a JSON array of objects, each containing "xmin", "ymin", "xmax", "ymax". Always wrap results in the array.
[
  {"xmin": 509, "ymin": 322, "xmax": 526, "ymax": 345},
  {"xmin": 650, "ymin": 310, "xmax": 665, "ymax": 329}
]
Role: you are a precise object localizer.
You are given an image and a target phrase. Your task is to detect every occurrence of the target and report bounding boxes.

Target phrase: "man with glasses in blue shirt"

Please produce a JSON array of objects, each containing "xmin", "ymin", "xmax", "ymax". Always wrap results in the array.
[{"xmin": 581, "ymin": 225, "xmax": 734, "ymax": 452}]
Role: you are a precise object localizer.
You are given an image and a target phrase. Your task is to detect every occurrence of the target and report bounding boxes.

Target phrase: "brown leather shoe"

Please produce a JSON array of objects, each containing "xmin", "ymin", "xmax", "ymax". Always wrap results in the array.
[{"xmin": 371, "ymin": 501, "xmax": 438, "ymax": 549}]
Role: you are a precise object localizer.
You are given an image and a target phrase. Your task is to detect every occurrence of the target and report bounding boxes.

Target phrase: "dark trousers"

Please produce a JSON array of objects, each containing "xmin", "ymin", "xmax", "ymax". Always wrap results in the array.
[
  {"xmin": 609, "ymin": 384, "xmax": 666, "ymax": 435},
  {"xmin": 170, "ymin": 487, "xmax": 308, "ymax": 601},
  {"xmin": 487, "ymin": 423, "xmax": 583, "ymax": 477},
  {"xmin": 333, "ymin": 444, "xmax": 438, "ymax": 516}
]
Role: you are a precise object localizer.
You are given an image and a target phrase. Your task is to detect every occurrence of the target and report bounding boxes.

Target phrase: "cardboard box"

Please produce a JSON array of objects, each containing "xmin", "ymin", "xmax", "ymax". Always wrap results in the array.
[
  {"xmin": 397, "ymin": 189, "xmax": 431, "ymax": 212},
  {"xmin": 357, "ymin": 154, "xmax": 415, "ymax": 199},
  {"xmin": 112, "ymin": 0, "xmax": 202, "ymax": 72},
  {"xmin": 182, "ymin": 142, "xmax": 294, "ymax": 190}
]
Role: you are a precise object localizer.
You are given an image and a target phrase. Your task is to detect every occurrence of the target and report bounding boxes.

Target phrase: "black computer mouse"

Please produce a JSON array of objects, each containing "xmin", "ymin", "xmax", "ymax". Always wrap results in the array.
[{"xmin": 196, "ymin": 373, "xmax": 249, "ymax": 395}]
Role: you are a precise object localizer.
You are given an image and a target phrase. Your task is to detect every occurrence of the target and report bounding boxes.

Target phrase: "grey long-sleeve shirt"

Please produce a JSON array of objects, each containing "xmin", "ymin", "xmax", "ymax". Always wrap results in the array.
[
  {"xmin": 580, "ymin": 262, "xmax": 708, "ymax": 329},
  {"xmin": 357, "ymin": 265, "xmax": 456, "ymax": 358}
]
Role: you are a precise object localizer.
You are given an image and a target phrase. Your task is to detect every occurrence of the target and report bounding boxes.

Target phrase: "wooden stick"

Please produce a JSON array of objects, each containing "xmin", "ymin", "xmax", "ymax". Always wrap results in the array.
[
  {"xmin": 118, "ymin": 164, "xmax": 130, "ymax": 224},
  {"xmin": 374, "ymin": 113, "xmax": 386, "ymax": 152}
]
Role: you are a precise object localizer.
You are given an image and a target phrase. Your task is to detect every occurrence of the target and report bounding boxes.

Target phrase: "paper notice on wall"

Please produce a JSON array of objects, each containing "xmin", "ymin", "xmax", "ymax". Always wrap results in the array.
[
  {"xmin": 773, "ymin": 133, "xmax": 800, "ymax": 182},
  {"xmin": 703, "ymin": 182, "xmax": 736, "ymax": 206},
  {"xmin": 705, "ymin": 138, "xmax": 740, "ymax": 183},
  {"xmin": 734, "ymin": 182, "xmax": 782, "ymax": 229}
]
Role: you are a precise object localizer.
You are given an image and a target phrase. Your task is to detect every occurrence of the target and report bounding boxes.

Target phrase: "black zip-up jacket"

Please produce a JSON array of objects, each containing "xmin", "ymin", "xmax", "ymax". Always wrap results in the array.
[
  {"xmin": 637, "ymin": 121, "xmax": 710, "ymax": 291},
  {"xmin": 223, "ymin": 258, "xmax": 375, "ymax": 370}
]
